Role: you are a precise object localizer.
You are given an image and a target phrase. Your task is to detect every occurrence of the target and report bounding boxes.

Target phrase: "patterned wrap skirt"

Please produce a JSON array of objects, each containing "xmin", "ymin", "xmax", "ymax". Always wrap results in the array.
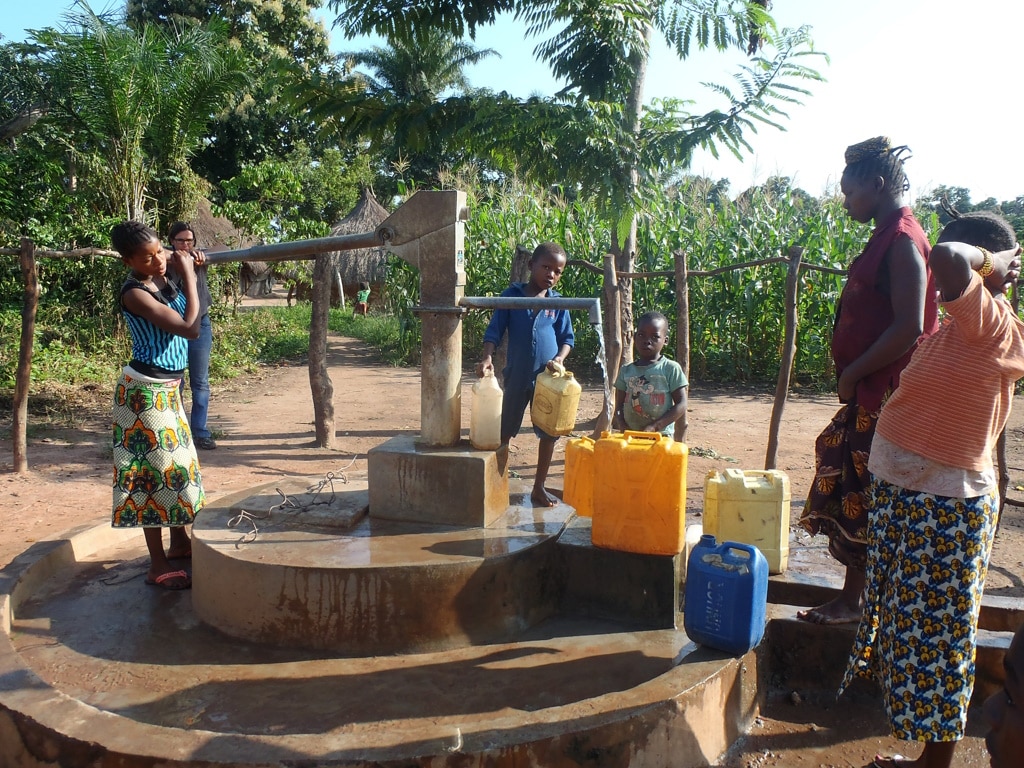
[
  {"xmin": 800, "ymin": 402, "xmax": 877, "ymax": 570},
  {"xmin": 840, "ymin": 477, "xmax": 998, "ymax": 742},
  {"xmin": 112, "ymin": 371, "xmax": 205, "ymax": 527}
]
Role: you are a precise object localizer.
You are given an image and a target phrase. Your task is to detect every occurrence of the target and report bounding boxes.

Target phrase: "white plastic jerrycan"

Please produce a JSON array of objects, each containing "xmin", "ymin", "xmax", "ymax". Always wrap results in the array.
[{"xmin": 470, "ymin": 371, "xmax": 503, "ymax": 450}]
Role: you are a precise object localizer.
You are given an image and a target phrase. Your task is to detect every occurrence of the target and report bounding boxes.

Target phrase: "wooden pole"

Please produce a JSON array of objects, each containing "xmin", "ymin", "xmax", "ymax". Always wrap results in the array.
[
  {"xmin": 490, "ymin": 245, "xmax": 533, "ymax": 388},
  {"xmin": 309, "ymin": 253, "xmax": 335, "ymax": 448},
  {"xmin": 12, "ymin": 238, "xmax": 39, "ymax": 474},
  {"xmin": 598, "ymin": 253, "xmax": 622, "ymax": 436},
  {"xmin": 765, "ymin": 246, "xmax": 803, "ymax": 470},
  {"xmin": 673, "ymin": 249, "xmax": 690, "ymax": 441},
  {"xmin": 333, "ymin": 261, "xmax": 346, "ymax": 311}
]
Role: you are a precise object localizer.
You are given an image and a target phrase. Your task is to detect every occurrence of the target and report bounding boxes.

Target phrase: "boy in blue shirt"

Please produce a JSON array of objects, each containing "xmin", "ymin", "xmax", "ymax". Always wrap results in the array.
[
  {"xmin": 476, "ymin": 242, "xmax": 574, "ymax": 506},
  {"xmin": 613, "ymin": 311, "xmax": 687, "ymax": 438}
]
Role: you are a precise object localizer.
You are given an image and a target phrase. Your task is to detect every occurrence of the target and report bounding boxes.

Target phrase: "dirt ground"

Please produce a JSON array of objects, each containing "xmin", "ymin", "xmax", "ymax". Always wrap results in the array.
[{"xmin": 2, "ymin": 290, "xmax": 1023, "ymax": 767}]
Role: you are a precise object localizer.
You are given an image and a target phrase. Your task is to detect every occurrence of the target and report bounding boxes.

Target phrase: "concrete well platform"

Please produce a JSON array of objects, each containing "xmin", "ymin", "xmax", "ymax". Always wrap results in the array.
[
  {"xmin": 367, "ymin": 436, "xmax": 511, "ymax": 527},
  {"xmin": 3, "ymin": 488, "xmax": 1019, "ymax": 768},
  {"xmin": 0, "ymin": 483, "xmax": 760, "ymax": 768}
]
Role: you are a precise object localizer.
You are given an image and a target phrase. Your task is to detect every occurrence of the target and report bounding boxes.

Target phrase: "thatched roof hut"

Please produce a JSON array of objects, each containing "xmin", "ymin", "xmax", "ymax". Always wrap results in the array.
[
  {"xmin": 177, "ymin": 199, "xmax": 271, "ymax": 296},
  {"xmin": 187, "ymin": 198, "xmax": 256, "ymax": 252},
  {"xmin": 330, "ymin": 188, "xmax": 390, "ymax": 287}
]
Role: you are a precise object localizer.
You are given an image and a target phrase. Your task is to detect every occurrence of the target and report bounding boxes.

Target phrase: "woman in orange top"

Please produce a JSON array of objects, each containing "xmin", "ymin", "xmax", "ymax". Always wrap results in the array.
[{"xmin": 842, "ymin": 210, "xmax": 1024, "ymax": 768}]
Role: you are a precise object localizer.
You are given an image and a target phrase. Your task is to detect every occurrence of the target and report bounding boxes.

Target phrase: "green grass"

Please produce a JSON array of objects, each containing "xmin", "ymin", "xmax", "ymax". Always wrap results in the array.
[{"xmin": 328, "ymin": 307, "xmax": 407, "ymax": 366}]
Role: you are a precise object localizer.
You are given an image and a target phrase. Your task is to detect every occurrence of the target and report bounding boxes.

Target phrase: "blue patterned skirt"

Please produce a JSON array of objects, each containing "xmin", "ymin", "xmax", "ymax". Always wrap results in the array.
[
  {"xmin": 840, "ymin": 476, "xmax": 998, "ymax": 741},
  {"xmin": 112, "ymin": 371, "xmax": 205, "ymax": 527}
]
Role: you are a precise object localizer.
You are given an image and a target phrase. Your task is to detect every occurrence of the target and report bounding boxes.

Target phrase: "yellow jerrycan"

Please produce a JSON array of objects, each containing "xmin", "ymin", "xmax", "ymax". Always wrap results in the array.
[
  {"xmin": 591, "ymin": 431, "xmax": 688, "ymax": 555},
  {"xmin": 703, "ymin": 468, "xmax": 791, "ymax": 574},
  {"xmin": 470, "ymin": 371, "xmax": 503, "ymax": 450},
  {"xmin": 531, "ymin": 362, "xmax": 582, "ymax": 436},
  {"xmin": 563, "ymin": 434, "xmax": 597, "ymax": 517}
]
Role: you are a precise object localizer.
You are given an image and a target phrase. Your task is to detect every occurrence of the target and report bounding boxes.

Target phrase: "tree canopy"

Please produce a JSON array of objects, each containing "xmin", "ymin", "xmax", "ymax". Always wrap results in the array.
[
  {"xmin": 127, "ymin": 0, "xmax": 336, "ymax": 187},
  {"xmin": 16, "ymin": 2, "xmax": 248, "ymax": 225},
  {"xmin": 321, "ymin": 0, "xmax": 823, "ymax": 365}
]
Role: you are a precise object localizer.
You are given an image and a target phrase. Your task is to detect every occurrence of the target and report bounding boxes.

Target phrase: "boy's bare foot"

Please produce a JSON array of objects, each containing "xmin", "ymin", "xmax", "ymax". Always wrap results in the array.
[
  {"xmin": 796, "ymin": 595, "xmax": 862, "ymax": 625},
  {"xmin": 167, "ymin": 545, "xmax": 192, "ymax": 560},
  {"xmin": 531, "ymin": 487, "xmax": 559, "ymax": 507}
]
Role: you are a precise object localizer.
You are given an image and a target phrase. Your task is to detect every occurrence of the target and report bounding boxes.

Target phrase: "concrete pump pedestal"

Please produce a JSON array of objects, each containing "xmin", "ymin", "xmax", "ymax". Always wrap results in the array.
[
  {"xmin": 191, "ymin": 479, "xmax": 566, "ymax": 654},
  {"xmin": 367, "ymin": 436, "xmax": 510, "ymax": 527}
]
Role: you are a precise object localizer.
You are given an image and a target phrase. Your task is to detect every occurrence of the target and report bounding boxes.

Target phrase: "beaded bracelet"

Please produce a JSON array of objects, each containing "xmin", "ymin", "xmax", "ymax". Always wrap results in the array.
[{"xmin": 978, "ymin": 246, "xmax": 995, "ymax": 277}]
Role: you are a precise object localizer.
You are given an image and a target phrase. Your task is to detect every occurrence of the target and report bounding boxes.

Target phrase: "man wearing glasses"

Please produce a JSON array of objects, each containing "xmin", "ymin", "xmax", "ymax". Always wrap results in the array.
[{"xmin": 167, "ymin": 221, "xmax": 217, "ymax": 450}]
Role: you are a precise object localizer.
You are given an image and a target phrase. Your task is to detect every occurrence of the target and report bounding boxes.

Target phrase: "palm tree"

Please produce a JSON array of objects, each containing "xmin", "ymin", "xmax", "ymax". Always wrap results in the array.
[
  {"xmin": 126, "ymin": 0, "xmax": 335, "ymax": 188},
  {"xmin": 333, "ymin": 28, "xmax": 499, "ymax": 191},
  {"xmin": 32, "ymin": 0, "xmax": 249, "ymax": 221}
]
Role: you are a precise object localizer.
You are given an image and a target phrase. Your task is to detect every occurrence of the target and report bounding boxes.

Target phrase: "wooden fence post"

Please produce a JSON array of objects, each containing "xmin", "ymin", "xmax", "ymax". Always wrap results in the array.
[
  {"xmin": 309, "ymin": 253, "xmax": 335, "ymax": 448},
  {"xmin": 673, "ymin": 249, "xmax": 690, "ymax": 441},
  {"xmin": 995, "ymin": 285, "xmax": 1021, "ymax": 528},
  {"xmin": 597, "ymin": 253, "xmax": 621, "ymax": 436},
  {"xmin": 765, "ymin": 245, "xmax": 803, "ymax": 470},
  {"xmin": 12, "ymin": 238, "xmax": 39, "ymax": 474},
  {"xmin": 490, "ymin": 246, "xmax": 533, "ymax": 388}
]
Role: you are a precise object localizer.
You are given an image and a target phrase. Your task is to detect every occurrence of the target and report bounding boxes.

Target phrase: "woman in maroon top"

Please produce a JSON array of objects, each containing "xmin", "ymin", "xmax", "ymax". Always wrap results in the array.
[{"xmin": 798, "ymin": 137, "xmax": 939, "ymax": 625}]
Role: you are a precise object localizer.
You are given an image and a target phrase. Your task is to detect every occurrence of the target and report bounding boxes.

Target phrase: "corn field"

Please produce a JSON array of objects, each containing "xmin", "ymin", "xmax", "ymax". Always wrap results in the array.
[
  {"xmin": 2, "ymin": 179, "xmax": 947, "ymax": 392},
  {"xmin": 407, "ymin": 177, "xmax": 941, "ymax": 388}
]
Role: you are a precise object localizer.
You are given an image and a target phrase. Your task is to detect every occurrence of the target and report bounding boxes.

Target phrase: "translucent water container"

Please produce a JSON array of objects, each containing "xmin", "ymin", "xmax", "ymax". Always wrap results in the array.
[
  {"xmin": 470, "ymin": 371, "xmax": 503, "ymax": 450},
  {"xmin": 531, "ymin": 366, "xmax": 582, "ymax": 436},
  {"xmin": 591, "ymin": 431, "xmax": 688, "ymax": 555},
  {"xmin": 684, "ymin": 535, "xmax": 768, "ymax": 655},
  {"xmin": 703, "ymin": 469, "xmax": 791, "ymax": 574},
  {"xmin": 681, "ymin": 523, "xmax": 705, "ymax": 580},
  {"xmin": 563, "ymin": 435, "xmax": 597, "ymax": 517}
]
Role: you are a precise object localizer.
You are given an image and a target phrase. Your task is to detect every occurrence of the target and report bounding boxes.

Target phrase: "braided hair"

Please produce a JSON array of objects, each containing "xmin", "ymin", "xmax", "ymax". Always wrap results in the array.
[
  {"xmin": 936, "ymin": 206, "xmax": 1016, "ymax": 251},
  {"xmin": 842, "ymin": 136, "xmax": 911, "ymax": 194},
  {"xmin": 111, "ymin": 221, "xmax": 159, "ymax": 258}
]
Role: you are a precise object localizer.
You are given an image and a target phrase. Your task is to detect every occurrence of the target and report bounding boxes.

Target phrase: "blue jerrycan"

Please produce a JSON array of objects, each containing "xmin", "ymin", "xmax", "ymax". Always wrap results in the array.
[{"xmin": 683, "ymin": 535, "xmax": 768, "ymax": 655}]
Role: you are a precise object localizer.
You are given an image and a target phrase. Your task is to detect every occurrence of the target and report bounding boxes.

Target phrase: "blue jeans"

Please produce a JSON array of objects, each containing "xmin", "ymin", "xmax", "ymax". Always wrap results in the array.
[{"xmin": 182, "ymin": 313, "xmax": 213, "ymax": 439}]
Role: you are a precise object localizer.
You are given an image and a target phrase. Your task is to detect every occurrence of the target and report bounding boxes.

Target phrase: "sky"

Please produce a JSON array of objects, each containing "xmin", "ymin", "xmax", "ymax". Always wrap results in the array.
[{"xmin": 3, "ymin": 0, "xmax": 1021, "ymax": 203}]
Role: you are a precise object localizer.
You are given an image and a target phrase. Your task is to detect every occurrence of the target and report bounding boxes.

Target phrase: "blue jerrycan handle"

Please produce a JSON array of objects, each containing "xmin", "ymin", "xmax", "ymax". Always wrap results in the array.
[{"xmin": 720, "ymin": 542, "xmax": 759, "ymax": 565}]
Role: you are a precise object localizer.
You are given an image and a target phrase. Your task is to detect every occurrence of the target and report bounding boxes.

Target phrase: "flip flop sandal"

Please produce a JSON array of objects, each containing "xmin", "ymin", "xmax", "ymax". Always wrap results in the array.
[
  {"xmin": 145, "ymin": 569, "xmax": 191, "ymax": 590},
  {"xmin": 872, "ymin": 754, "xmax": 909, "ymax": 768},
  {"xmin": 796, "ymin": 607, "xmax": 860, "ymax": 626}
]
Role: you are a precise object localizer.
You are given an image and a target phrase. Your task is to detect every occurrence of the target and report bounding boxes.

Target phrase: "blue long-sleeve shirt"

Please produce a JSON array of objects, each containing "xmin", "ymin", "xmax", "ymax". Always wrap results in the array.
[{"xmin": 483, "ymin": 283, "xmax": 575, "ymax": 392}]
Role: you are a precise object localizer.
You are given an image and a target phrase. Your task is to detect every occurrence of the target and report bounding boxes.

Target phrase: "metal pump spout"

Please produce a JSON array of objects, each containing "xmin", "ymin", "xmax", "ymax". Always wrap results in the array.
[{"xmin": 458, "ymin": 296, "xmax": 601, "ymax": 327}]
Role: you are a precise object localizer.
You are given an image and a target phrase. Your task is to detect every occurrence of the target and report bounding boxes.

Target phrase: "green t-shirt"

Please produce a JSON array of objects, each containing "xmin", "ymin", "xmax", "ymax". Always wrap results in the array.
[
  {"xmin": 357, "ymin": 289, "xmax": 370, "ymax": 303},
  {"xmin": 614, "ymin": 356, "xmax": 688, "ymax": 437}
]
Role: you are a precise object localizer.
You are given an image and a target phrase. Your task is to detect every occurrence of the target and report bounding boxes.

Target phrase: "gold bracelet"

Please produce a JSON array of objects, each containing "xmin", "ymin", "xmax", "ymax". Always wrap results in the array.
[{"xmin": 978, "ymin": 246, "xmax": 995, "ymax": 277}]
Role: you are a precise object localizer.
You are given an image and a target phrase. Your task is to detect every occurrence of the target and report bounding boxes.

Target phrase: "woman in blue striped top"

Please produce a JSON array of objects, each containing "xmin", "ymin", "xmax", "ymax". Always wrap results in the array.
[{"xmin": 111, "ymin": 221, "xmax": 205, "ymax": 590}]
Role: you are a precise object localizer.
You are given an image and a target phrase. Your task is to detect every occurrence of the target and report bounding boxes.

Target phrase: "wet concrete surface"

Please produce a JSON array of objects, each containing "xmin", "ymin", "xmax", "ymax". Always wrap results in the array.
[
  {"xmin": 2, "ymin": 495, "xmax": 1020, "ymax": 767},
  {"xmin": 1, "ymin": 496, "xmax": 761, "ymax": 767},
  {"xmin": 10, "ymin": 542, "xmax": 690, "ymax": 734},
  {"xmin": 190, "ymin": 480, "xmax": 576, "ymax": 654}
]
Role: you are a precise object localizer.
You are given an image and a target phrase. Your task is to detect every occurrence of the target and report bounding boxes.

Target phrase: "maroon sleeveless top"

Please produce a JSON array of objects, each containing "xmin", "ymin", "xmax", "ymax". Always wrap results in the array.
[{"xmin": 831, "ymin": 207, "xmax": 938, "ymax": 412}]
